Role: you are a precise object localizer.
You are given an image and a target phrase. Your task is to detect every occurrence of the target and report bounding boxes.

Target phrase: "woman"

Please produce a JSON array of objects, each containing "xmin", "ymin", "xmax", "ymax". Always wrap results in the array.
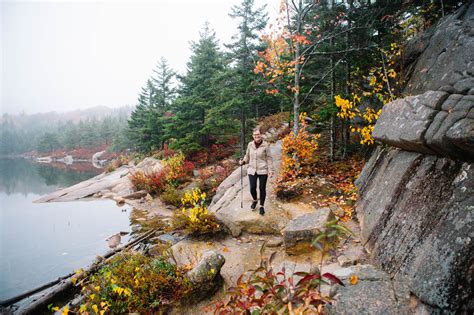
[{"xmin": 239, "ymin": 128, "xmax": 273, "ymax": 216}]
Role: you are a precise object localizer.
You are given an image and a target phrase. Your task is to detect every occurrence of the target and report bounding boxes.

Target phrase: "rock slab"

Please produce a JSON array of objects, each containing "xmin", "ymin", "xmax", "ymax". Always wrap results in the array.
[
  {"xmin": 282, "ymin": 207, "xmax": 334, "ymax": 255},
  {"xmin": 325, "ymin": 265, "xmax": 411, "ymax": 315}
]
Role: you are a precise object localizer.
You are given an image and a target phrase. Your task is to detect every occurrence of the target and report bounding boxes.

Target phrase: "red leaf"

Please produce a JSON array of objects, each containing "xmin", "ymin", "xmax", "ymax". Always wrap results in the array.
[
  {"xmin": 322, "ymin": 273, "xmax": 344, "ymax": 286},
  {"xmin": 296, "ymin": 274, "xmax": 321, "ymax": 286}
]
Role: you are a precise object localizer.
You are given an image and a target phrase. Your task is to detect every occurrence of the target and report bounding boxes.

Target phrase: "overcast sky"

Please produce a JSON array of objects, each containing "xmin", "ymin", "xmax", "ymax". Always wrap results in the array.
[{"xmin": 1, "ymin": 0, "xmax": 278, "ymax": 115}]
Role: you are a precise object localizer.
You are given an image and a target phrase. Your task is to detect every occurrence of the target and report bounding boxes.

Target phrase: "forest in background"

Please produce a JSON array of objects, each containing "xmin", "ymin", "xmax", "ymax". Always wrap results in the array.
[
  {"xmin": 124, "ymin": 0, "xmax": 465, "ymax": 161},
  {"xmin": 1, "ymin": 0, "xmax": 466, "ymax": 161}
]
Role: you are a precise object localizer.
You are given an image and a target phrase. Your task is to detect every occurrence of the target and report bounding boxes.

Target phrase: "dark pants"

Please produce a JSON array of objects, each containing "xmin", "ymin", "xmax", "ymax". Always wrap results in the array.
[{"xmin": 248, "ymin": 173, "xmax": 268, "ymax": 206}]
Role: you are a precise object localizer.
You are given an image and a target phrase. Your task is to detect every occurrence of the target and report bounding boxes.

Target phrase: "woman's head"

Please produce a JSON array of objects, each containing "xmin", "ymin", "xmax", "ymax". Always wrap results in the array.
[{"xmin": 252, "ymin": 128, "xmax": 262, "ymax": 142}]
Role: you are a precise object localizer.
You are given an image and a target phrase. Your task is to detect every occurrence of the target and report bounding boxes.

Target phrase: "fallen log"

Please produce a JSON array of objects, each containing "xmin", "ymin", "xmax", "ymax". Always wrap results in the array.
[{"xmin": 9, "ymin": 229, "xmax": 157, "ymax": 315}]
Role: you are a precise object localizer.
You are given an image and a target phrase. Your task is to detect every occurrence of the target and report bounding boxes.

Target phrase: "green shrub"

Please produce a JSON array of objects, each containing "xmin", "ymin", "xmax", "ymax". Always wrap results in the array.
[{"xmin": 161, "ymin": 185, "xmax": 183, "ymax": 207}]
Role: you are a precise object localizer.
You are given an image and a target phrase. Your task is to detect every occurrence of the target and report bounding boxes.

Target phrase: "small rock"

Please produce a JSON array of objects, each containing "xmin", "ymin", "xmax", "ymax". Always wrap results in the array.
[
  {"xmin": 337, "ymin": 255, "xmax": 353, "ymax": 267},
  {"xmin": 113, "ymin": 196, "xmax": 125, "ymax": 206},
  {"xmin": 267, "ymin": 239, "xmax": 283, "ymax": 247},
  {"xmin": 282, "ymin": 207, "xmax": 334, "ymax": 255},
  {"xmin": 329, "ymin": 203, "xmax": 345, "ymax": 218},
  {"xmin": 122, "ymin": 190, "xmax": 148, "ymax": 200}
]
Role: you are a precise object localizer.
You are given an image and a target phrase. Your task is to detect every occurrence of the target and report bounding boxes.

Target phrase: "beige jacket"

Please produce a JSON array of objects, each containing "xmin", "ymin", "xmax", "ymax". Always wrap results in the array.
[{"xmin": 243, "ymin": 140, "xmax": 273, "ymax": 175}]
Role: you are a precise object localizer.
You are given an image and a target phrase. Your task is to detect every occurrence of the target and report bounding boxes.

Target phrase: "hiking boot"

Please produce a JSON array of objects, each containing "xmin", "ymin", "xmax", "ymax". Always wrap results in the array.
[
  {"xmin": 251, "ymin": 200, "xmax": 258, "ymax": 211},
  {"xmin": 259, "ymin": 206, "xmax": 265, "ymax": 216}
]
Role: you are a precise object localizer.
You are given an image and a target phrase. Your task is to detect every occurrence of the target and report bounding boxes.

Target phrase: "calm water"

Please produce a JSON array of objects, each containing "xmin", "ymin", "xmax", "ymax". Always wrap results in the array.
[{"xmin": 0, "ymin": 158, "xmax": 132, "ymax": 301}]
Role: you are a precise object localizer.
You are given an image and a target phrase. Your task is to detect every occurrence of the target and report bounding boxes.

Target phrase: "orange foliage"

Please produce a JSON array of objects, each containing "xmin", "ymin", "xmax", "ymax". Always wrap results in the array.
[{"xmin": 279, "ymin": 113, "xmax": 320, "ymax": 181}]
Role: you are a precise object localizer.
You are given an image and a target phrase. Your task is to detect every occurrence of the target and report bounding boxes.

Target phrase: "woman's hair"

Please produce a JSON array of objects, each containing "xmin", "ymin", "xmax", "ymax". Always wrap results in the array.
[{"xmin": 252, "ymin": 128, "xmax": 261, "ymax": 134}]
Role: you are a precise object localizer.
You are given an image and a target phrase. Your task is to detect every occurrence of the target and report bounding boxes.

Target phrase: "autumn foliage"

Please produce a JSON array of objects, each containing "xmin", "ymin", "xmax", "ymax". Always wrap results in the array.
[
  {"xmin": 130, "ymin": 152, "xmax": 194, "ymax": 195},
  {"xmin": 74, "ymin": 251, "xmax": 192, "ymax": 314},
  {"xmin": 280, "ymin": 113, "xmax": 320, "ymax": 181},
  {"xmin": 335, "ymin": 43, "xmax": 403, "ymax": 145},
  {"xmin": 172, "ymin": 188, "xmax": 221, "ymax": 236}
]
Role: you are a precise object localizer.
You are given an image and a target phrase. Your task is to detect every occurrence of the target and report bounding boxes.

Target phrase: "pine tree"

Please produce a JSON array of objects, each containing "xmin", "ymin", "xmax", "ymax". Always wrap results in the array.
[
  {"xmin": 169, "ymin": 23, "xmax": 225, "ymax": 152},
  {"xmin": 226, "ymin": 0, "xmax": 269, "ymax": 154}
]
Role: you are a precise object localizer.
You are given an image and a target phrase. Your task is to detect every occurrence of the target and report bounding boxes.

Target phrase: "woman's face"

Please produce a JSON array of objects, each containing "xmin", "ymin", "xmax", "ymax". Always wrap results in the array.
[{"xmin": 253, "ymin": 131, "xmax": 262, "ymax": 142}]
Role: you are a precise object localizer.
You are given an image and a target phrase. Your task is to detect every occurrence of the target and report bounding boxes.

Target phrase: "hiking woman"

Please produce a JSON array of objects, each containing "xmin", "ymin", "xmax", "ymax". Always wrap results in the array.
[{"xmin": 239, "ymin": 128, "xmax": 273, "ymax": 216}]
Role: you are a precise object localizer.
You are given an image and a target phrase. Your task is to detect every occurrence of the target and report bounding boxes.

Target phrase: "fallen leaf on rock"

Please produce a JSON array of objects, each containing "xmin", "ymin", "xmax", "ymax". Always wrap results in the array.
[{"xmin": 350, "ymin": 275, "xmax": 358, "ymax": 285}]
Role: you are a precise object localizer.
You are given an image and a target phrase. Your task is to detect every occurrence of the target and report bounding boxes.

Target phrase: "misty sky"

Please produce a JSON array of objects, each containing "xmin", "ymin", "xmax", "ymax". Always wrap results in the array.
[{"xmin": 1, "ymin": 0, "xmax": 277, "ymax": 115}]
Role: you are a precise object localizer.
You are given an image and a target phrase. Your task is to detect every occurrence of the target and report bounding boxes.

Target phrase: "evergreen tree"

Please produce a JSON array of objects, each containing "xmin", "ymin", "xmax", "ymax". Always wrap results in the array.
[
  {"xmin": 169, "ymin": 23, "xmax": 225, "ymax": 152},
  {"xmin": 226, "ymin": 0, "xmax": 270, "ymax": 153},
  {"xmin": 128, "ymin": 59, "xmax": 176, "ymax": 152}
]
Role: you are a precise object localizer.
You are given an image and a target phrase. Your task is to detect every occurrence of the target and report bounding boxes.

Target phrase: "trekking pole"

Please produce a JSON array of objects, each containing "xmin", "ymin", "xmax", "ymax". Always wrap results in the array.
[{"xmin": 240, "ymin": 157, "xmax": 243, "ymax": 208}]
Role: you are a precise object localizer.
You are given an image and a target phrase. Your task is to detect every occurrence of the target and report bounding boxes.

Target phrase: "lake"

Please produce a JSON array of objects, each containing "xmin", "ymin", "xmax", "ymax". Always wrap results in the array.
[{"xmin": 0, "ymin": 158, "xmax": 132, "ymax": 302}]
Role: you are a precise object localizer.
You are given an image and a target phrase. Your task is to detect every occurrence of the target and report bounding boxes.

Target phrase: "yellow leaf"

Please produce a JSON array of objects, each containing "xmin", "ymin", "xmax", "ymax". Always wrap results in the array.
[
  {"xmin": 92, "ymin": 304, "xmax": 98, "ymax": 313},
  {"xmin": 52, "ymin": 306, "xmax": 60, "ymax": 311},
  {"xmin": 62, "ymin": 306, "xmax": 69, "ymax": 315},
  {"xmin": 79, "ymin": 304, "xmax": 87, "ymax": 312},
  {"xmin": 350, "ymin": 275, "xmax": 358, "ymax": 285}
]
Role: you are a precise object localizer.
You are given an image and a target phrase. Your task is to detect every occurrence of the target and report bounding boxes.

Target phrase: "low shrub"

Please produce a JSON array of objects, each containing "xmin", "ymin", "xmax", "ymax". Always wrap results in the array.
[
  {"xmin": 130, "ymin": 168, "xmax": 168, "ymax": 195},
  {"xmin": 130, "ymin": 152, "xmax": 195, "ymax": 195},
  {"xmin": 197, "ymin": 163, "xmax": 233, "ymax": 200},
  {"xmin": 105, "ymin": 155, "xmax": 131, "ymax": 173},
  {"xmin": 172, "ymin": 188, "xmax": 221, "ymax": 236},
  {"xmin": 76, "ymin": 251, "xmax": 192, "ymax": 314},
  {"xmin": 214, "ymin": 244, "xmax": 342, "ymax": 314},
  {"xmin": 161, "ymin": 185, "xmax": 183, "ymax": 207}
]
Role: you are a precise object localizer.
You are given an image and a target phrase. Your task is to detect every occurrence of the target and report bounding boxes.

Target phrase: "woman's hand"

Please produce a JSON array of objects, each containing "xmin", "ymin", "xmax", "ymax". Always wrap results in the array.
[{"xmin": 239, "ymin": 159, "xmax": 245, "ymax": 165}]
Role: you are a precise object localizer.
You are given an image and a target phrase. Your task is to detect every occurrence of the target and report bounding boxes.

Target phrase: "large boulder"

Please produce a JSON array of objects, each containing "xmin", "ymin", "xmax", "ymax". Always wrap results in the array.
[
  {"xmin": 34, "ymin": 157, "xmax": 163, "ymax": 202},
  {"xmin": 354, "ymin": 3, "xmax": 474, "ymax": 313},
  {"xmin": 372, "ymin": 91, "xmax": 473, "ymax": 160},
  {"xmin": 356, "ymin": 148, "xmax": 473, "ymax": 312}
]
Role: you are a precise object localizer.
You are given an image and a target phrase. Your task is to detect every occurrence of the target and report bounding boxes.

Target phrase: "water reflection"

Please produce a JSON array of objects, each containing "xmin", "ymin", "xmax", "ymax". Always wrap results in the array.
[
  {"xmin": 0, "ymin": 158, "xmax": 131, "ymax": 301},
  {"xmin": 0, "ymin": 158, "xmax": 101, "ymax": 196}
]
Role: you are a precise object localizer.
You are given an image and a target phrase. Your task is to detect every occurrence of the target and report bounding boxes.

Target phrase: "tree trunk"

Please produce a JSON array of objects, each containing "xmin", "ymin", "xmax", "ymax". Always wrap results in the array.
[
  {"xmin": 342, "ymin": 0, "xmax": 352, "ymax": 160},
  {"xmin": 330, "ymin": 36, "xmax": 336, "ymax": 162},
  {"xmin": 293, "ymin": 0, "xmax": 303, "ymax": 136}
]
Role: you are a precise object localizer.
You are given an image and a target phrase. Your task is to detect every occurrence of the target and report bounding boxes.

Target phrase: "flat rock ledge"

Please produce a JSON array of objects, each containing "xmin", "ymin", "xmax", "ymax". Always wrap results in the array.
[
  {"xmin": 325, "ymin": 264, "xmax": 414, "ymax": 315},
  {"xmin": 282, "ymin": 207, "xmax": 334, "ymax": 255},
  {"xmin": 34, "ymin": 157, "xmax": 162, "ymax": 203}
]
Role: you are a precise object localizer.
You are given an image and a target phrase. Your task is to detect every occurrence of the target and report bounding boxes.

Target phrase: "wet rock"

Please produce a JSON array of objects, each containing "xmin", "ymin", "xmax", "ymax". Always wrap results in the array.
[{"xmin": 282, "ymin": 207, "xmax": 334, "ymax": 255}]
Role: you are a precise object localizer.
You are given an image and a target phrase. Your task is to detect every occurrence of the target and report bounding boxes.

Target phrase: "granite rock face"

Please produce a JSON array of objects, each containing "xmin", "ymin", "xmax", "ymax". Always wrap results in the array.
[
  {"xmin": 326, "ymin": 265, "xmax": 411, "ymax": 315},
  {"xmin": 403, "ymin": 4, "xmax": 474, "ymax": 96},
  {"xmin": 355, "ymin": 4, "xmax": 474, "ymax": 313},
  {"xmin": 356, "ymin": 148, "xmax": 473, "ymax": 312}
]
